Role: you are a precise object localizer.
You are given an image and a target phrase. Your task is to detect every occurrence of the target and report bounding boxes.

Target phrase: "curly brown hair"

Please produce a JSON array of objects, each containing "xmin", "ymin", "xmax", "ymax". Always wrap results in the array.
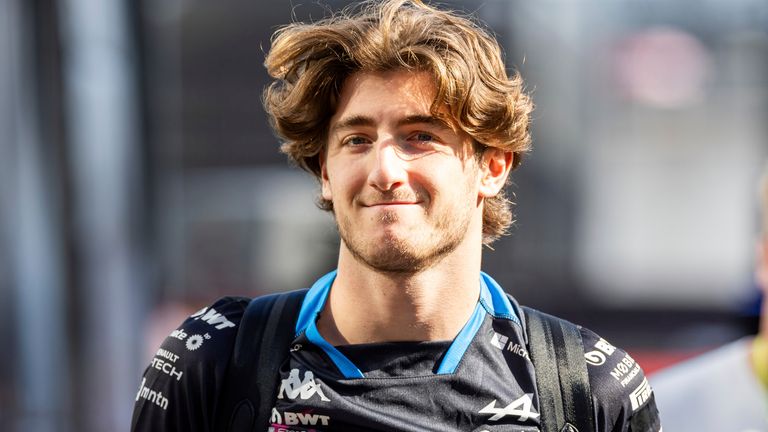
[{"xmin": 263, "ymin": 0, "xmax": 533, "ymax": 245}]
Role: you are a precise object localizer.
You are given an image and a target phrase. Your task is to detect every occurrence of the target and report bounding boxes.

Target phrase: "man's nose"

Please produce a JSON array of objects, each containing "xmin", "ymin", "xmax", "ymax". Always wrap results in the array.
[{"xmin": 368, "ymin": 140, "xmax": 408, "ymax": 192}]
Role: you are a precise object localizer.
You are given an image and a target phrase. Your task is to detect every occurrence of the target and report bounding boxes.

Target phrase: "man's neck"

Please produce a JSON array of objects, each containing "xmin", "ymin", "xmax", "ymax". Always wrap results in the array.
[{"xmin": 317, "ymin": 241, "xmax": 483, "ymax": 346}]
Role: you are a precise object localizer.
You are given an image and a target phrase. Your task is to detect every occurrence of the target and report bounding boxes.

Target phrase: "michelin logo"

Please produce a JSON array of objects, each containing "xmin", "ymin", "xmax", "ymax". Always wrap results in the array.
[{"xmin": 278, "ymin": 369, "xmax": 330, "ymax": 402}]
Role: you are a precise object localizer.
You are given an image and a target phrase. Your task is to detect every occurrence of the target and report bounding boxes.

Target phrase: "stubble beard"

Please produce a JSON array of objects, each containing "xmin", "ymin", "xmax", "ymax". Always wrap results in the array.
[{"xmin": 336, "ymin": 202, "xmax": 473, "ymax": 274}]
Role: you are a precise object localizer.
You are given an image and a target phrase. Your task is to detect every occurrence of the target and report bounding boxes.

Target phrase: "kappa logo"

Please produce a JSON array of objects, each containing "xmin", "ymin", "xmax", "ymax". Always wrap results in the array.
[
  {"xmin": 277, "ymin": 368, "xmax": 330, "ymax": 402},
  {"xmin": 479, "ymin": 394, "xmax": 539, "ymax": 422}
]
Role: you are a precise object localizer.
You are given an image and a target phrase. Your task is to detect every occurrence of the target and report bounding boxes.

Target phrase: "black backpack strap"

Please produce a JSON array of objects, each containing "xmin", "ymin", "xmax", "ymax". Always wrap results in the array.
[
  {"xmin": 214, "ymin": 288, "xmax": 308, "ymax": 432},
  {"xmin": 522, "ymin": 306, "xmax": 595, "ymax": 432}
]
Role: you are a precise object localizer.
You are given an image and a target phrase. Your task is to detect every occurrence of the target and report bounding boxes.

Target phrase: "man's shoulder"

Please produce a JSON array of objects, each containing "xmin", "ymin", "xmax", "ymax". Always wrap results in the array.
[
  {"xmin": 164, "ymin": 296, "xmax": 250, "ymax": 362},
  {"xmin": 514, "ymin": 305, "xmax": 660, "ymax": 431},
  {"xmin": 142, "ymin": 295, "xmax": 251, "ymax": 388},
  {"xmin": 131, "ymin": 296, "xmax": 251, "ymax": 431},
  {"xmin": 577, "ymin": 325, "xmax": 660, "ymax": 431},
  {"xmin": 578, "ymin": 326, "xmax": 652, "ymax": 408},
  {"xmin": 516, "ymin": 304, "xmax": 652, "ymax": 410}
]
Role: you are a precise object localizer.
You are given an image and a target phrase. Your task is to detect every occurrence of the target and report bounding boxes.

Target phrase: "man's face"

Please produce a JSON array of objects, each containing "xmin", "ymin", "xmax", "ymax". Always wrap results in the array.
[{"xmin": 321, "ymin": 70, "xmax": 485, "ymax": 273}]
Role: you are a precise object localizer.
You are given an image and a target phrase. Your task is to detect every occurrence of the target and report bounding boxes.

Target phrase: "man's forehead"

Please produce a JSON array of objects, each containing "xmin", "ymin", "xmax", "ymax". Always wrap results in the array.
[
  {"xmin": 343, "ymin": 69, "xmax": 435, "ymax": 88},
  {"xmin": 330, "ymin": 70, "xmax": 459, "ymax": 131}
]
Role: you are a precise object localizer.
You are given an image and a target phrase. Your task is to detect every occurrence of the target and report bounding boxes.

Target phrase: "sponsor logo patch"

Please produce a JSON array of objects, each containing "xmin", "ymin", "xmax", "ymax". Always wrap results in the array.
[
  {"xmin": 190, "ymin": 306, "xmax": 236, "ymax": 330},
  {"xmin": 491, "ymin": 332, "xmax": 509, "ymax": 350},
  {"xmin": 479, "ymin": 394, "xmax": 539, "ymax": 422},
  {"xmin": 490, "ymin": 332, "xmax": 530, "ymax": 360},
  {"xmin": 150, "ymin": 357, "xmax": 183, "ymax": 381},
  {"xmin": 506, "ymin": 342, "xmax": 530, "ymax": 361},
  {"xmin": 268, "ymin": 427, "xmax": 314, "ymax": 432},
  {"xmin": 168, "ymin": 327, "xmax": 212, "ymax": 352},
  {"xmin": 270, "ymin": 408, "xmax": 331, "ymax": 427},
  {"xmin": 135, "ymin": 377, "xmax": 169, "ymax": 410},
  {"xmin": 184, "ymin": 333, "xmax": 211, "ymax": 351},
  {"xmin": 156, "ymin": 348, "xmax": 179, "ymax": 363},
  {"xmin": 278, "ymin": 369, "xmax": 330, "ymax": 402},
  {"xmin": 609, "ymin": 353, "xmax": 641, "ymax": 387},
  {"xmin": 169, "ymin": 328, "xmax": 187, "ymax": 341},
  {"xmin": 629, "ymin": 378, "xmax": 653, "ymax": 411},
  {"xmin": 585, "ymin": 338, "xmax": 616, "ymax": 366}
]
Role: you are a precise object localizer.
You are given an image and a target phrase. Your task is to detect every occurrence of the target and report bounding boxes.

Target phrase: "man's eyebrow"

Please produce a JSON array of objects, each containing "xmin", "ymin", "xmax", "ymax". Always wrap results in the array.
[
  {"xmin": 396, "ymin": 114, "xmax": 452, "ymax": 130},
  {"xmin": 330, "ymin": 115, "xmax": 375, "ymax": 133},
  {"xmin": 330, "ymin": 114, "xmax": 453, "ymax": 133}
]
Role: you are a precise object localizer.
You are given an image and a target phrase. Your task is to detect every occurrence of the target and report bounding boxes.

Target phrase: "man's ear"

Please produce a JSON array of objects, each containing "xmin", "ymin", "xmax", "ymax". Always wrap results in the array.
[
  {"xmin": 320, "ymin": 156, "xmax": 333, "ymax": 201},
  {"xmin": 478, "ymin": 148, "xmax": 514, "ymax": 198}
]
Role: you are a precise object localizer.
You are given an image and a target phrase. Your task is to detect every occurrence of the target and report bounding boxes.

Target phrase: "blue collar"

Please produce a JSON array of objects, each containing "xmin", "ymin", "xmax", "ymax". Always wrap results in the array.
[{"xmin": 295, "ymin": 270, "xmax": 519, "ymax": 379}]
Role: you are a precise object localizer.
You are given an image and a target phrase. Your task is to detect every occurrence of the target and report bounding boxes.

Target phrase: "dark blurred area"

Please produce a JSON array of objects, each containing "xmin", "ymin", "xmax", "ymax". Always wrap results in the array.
[{"xmin": 1, "ymin": 0, "xmax": 766, "ymax": 430}]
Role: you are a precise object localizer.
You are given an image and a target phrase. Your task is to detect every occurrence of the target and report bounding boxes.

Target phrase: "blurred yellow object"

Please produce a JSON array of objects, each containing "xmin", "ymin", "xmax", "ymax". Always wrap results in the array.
[{"xmin": 751, "ymin": 335, "xmax": 768, "ymax": 390}]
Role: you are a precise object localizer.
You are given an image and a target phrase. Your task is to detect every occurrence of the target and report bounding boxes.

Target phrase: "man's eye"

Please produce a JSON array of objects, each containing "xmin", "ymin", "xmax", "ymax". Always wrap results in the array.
[
  {"xmin": 343, "ymin": 136, "xmax": 370, "ymax": 146},
  {"xmin": 411, "ymin": 133, "xmax": 435, "ymax": 142}
]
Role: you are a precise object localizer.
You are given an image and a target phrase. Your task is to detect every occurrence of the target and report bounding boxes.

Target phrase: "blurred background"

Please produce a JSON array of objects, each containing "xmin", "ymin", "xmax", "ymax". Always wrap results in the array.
[{"xmin": 2, "ymin": 0, "xmax": 767, "ymax": 430}]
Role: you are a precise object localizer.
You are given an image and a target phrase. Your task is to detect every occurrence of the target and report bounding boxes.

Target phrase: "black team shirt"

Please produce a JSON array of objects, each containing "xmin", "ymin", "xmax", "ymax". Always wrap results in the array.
[{"xmin": 131, "ymin": 271, "xmax": 661, "ymax": 431}]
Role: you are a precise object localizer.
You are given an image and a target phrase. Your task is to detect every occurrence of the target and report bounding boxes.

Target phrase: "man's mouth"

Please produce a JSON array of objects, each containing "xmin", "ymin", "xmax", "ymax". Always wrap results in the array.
[{"xmin": 365, "ymin": 201, "xmax": 420, "ymax": 207}]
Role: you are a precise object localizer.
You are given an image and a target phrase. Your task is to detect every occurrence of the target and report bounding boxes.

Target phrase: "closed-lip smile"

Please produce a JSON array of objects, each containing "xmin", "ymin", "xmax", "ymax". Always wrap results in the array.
[{"xmin": 364, "ymin": 201, "xmax": 421, "ymax": 207}]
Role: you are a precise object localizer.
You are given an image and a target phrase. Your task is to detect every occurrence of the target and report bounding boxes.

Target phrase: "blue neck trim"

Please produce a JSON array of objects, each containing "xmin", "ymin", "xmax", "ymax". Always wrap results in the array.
[
  {"xmin": 295, "ymin": 270, "xmax": 336, "ymax": 335},
  {"xmin": 294, "ymin": 270, "xmax": 518, "ymax": 379},
  {"xmin": 295, "ymin": 270, "xmax": 364, "ymax": 378},
  {"xmin": 435, "ymin": 272, "xmax": 520, "ymax": 374},
  {"xmin": 479, "ymin": 271, "xmax": 520, "ymax": 324}
]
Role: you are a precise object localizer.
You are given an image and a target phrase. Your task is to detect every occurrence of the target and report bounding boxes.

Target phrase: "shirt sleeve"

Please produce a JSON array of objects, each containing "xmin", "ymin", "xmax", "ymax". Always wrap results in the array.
[
  {"xmin": 579, "ymin": 327, "xmax": 662, "ymax": 432},
  {"xmin": 131, "ymin": 296, "xmax": 249, "ymax": 432}
]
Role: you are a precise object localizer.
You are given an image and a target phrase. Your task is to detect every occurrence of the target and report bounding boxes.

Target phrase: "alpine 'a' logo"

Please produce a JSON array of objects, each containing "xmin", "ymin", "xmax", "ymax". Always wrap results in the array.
[
  {"xmin": 277, "ymin": 368, "xmax": 331, "ymax": 402},
  {"xmin": 479, "ymin": 394, "xmax": 539, "ymax": 422}
]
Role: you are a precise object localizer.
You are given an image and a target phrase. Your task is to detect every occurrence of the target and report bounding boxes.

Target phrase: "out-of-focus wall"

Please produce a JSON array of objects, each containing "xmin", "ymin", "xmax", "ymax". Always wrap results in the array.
[{"xmin": 511, "ymin": 1, "xmax": 768, "ymax": 308}]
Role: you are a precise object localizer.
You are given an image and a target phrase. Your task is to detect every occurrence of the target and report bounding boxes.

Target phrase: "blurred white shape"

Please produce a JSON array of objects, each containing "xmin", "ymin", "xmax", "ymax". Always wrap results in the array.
[{"xmin": 614, "ymin": 27, "xmax": 712, "ymax": 108}]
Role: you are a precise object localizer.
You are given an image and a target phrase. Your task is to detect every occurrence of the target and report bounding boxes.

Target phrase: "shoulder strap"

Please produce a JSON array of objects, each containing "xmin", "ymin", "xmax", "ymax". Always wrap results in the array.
[
  {"xmin": 214, "ymin": 288, "xmax": 308, "ymax": 432},
  {"xmin": 522, "ymin": 306, "xmax": 595, "ymax": 432}
]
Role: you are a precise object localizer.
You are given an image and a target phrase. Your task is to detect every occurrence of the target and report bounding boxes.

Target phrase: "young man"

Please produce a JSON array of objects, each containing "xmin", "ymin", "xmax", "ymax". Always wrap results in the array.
[
  {"xmin": 650, "ymin": 164, "xmax": 768, "ymax": 430},
  {"xmin": 132, "ymin": 1, "xmax": 661, "ymax": 430}
]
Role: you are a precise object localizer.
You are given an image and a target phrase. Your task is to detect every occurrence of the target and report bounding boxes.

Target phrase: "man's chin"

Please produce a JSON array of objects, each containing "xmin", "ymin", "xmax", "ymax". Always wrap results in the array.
[
  {"xmin": 346, "ymin": 238, "xmax": 426, "ymax": 274},
  {"xmin": 358, "ymin": 252, "xmax": 428, "ymax": 274}
]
